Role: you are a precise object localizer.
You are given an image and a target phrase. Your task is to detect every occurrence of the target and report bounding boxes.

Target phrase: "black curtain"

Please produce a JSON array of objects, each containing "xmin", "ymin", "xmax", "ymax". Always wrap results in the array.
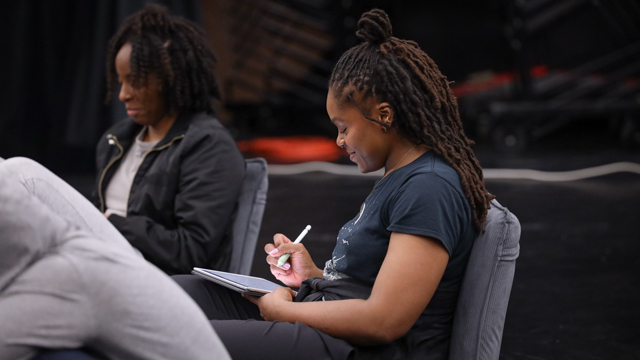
[{"xmin": 0, "ymin": 0, "xmax": 201, "ymax": 173}]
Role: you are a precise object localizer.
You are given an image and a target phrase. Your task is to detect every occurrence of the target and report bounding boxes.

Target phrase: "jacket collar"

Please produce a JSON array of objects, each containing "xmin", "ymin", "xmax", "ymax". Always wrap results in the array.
[
  {"xmin": 109, "ymin": 111, "xmax": 205, "ymax": 149},
  {"xmin": 154, "ymin": 111, "xmax": 195, "ymax": 148}
]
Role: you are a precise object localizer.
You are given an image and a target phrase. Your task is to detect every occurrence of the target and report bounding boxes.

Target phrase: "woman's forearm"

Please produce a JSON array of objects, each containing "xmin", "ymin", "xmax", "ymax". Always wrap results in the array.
[{"xmin": 272, "ymin": 298, "xmax": 404, "ymax": 346}]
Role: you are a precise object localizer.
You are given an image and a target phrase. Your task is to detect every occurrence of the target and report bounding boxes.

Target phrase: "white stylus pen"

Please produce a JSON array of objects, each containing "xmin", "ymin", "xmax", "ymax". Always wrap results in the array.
[{"xmin": 277, "ymin": 225, "xmax": 311, "ymax": 267}]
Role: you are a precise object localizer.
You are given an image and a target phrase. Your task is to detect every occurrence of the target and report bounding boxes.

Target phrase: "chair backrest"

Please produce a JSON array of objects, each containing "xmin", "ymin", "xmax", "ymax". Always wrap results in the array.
[
  {"xmin": 449, "ymin": 199, "xmax": 521, "ymax": 360},
  {"xmin": 228, "ymin": 158, "xmax": 269, "ymax": 275}
]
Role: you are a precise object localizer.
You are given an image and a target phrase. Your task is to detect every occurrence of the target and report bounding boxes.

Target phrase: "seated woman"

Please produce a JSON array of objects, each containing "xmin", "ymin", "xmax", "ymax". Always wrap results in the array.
[
  {"xmin": 173, "ymin": 8, "xmax": 495, "ymax": 360},
  {"xmin": 93, "ymin": 4, "xmax": 245, "ymax": 274}
]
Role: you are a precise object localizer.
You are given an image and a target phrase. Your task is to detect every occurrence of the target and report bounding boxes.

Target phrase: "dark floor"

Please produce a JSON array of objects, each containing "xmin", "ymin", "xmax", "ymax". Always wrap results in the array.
[{"xmin": 63, "ymin": 120, "xmax": 640, "ymax": 359}]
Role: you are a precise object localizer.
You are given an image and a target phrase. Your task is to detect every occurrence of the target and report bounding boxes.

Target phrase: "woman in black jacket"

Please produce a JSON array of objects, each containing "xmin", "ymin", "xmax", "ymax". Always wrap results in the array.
[{"xmin": 92, "ymin": 4, "xmax": 245, "ymax": 275}]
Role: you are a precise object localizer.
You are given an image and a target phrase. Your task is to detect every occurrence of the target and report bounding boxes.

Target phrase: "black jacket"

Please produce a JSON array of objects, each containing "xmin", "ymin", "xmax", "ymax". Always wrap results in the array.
[{"xmin": 92, "ymin": 112, "xmax": 245, "ymax": 274}]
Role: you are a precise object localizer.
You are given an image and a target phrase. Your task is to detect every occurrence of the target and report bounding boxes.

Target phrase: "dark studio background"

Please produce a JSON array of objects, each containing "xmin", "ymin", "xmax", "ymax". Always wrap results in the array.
[{"xmin": 0, "ymin": 1, "xmax": 639, "ymax": 359}]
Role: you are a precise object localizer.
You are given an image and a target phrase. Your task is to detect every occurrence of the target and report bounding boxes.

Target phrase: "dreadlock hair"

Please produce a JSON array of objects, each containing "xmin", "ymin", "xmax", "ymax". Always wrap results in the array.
[
  {"xmin": 105, "ymin": 4, "xmax": 220, "ymax": 115},
  {"xmin": 329, "ymin": 9, "xmax": 494, "ymax": 232}
]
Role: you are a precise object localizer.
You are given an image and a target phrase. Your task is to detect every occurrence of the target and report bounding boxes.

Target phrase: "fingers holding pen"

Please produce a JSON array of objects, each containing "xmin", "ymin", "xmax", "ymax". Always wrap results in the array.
[
  {"xmin": 266, "ymin": 252, "xmax": 291, "ymax": 273},
  {"xmin": 268, "ymin": 227, "xmax": 310, "ymax": 259},
  {"xmin": 264, "ymin": 234, "xmax": 288, "ymax": 272},
  {"xmin": 265, "ymin": 227, "xmax": 313, "ymax": 286},
  {"xmin": 265, "ymin": 239, "xmax": 303, "ymax": 271},
  {"xmin": 264, "ymin": 233, "xmax": 290, "ymax": 263}
]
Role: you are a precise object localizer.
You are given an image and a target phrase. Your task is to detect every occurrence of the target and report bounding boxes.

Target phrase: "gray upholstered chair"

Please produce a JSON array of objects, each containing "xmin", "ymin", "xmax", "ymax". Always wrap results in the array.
[
  {"xmin": 449, "ymin": 199, "xmax": 521, "ymax": 360},
  {"xmin": 228, "ymin": 157, "xmax": 269, "ymax": 275}
]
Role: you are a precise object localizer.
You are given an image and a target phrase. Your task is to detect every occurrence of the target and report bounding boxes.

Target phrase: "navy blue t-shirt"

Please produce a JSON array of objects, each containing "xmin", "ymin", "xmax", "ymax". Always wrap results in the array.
[{"xmin": 323, "ymin": 150, "xmax": 475, "ymax": 359}]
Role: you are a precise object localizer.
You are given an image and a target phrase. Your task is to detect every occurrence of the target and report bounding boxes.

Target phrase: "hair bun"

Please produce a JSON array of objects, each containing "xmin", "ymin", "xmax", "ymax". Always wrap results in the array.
[
  {"xmin": 355, "ymin": 9, "xmax": 393, "ymax": 45},
  {"xmin": 137, "ymin": 4, "xmax": 171, "ymax": 29}
]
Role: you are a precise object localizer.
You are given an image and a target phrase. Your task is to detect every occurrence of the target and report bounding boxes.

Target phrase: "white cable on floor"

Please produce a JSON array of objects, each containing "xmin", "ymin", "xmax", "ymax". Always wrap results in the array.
[{"xmin": 267, "ymin": 161, "xmax": 640, "ymax": 182}]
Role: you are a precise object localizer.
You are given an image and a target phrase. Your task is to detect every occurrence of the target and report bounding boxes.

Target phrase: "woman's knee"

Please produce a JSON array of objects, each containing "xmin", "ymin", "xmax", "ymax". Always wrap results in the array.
[
  {"xmin": 0, "ymin": 156, "xmax": 43, "ymax": 172},
  {"xmin": 0, "ymin": 157, "xmax": 48, "ymax": 187}
]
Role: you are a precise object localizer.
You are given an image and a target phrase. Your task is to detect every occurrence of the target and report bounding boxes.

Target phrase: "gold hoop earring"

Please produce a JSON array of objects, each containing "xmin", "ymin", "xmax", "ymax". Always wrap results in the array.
[{"xmin": 383, "ymin": 117, "xmax": 390, "ymax": 132}]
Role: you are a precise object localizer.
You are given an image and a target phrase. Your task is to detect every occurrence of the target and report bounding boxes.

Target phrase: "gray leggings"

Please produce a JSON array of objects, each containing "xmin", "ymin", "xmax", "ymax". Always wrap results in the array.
[
  {"xmin": 173, "ymin": 274, "xmax": 355, "ymax": 360},
  {"xmin": 0, "ymin": 157, "xmax": 230, "ymax": 360}
]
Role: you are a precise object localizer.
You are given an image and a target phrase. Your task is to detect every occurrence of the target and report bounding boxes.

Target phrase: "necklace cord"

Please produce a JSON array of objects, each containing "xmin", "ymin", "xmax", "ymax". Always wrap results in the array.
[{"xmin": 382, "ymin": 144, "xmax": 417, "ymax": 180}]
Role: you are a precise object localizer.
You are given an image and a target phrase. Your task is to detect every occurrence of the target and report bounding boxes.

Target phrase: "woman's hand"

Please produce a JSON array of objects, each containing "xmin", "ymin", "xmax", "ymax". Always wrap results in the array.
[
  {"xmin": 264, "ymin": 233, "xmax": 323, "ymax": 288},
  {"xmin": 243, "ymin": 287, "xmax": 296, "ymax": 321}
]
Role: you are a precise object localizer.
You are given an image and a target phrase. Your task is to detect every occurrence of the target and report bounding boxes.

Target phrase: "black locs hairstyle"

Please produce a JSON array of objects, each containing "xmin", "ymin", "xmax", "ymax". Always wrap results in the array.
[
  {"xmin": 329, "ymin": 9, "xmax": 494, "ymax": 231},
  {"xmin": 105, "ymin": 4, "xmax": 220, "ymax": 114}
]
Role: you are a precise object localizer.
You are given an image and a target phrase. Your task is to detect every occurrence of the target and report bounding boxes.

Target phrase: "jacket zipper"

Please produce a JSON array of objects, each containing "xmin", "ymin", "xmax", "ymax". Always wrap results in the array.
[
  {"xmin": 98, "ymin": 134, "xmax": 125, "ymax": 213},
  {"xmin": 123, "ymin": 134, "xmax": 186, "ymax": 215}
]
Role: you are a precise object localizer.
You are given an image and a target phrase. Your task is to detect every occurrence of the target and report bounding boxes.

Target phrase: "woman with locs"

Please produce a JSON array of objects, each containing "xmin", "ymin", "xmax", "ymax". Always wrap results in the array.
[{"xmin": 174, "ymin": 8, "xmax": 494, "ymax": 360}]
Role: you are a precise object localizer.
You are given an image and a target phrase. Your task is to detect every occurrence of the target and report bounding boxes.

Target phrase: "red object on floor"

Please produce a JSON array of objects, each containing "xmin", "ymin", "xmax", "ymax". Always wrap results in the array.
[{"xmin": 237, "ymin": 136, "xmax": 344, "ymax": 164}]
